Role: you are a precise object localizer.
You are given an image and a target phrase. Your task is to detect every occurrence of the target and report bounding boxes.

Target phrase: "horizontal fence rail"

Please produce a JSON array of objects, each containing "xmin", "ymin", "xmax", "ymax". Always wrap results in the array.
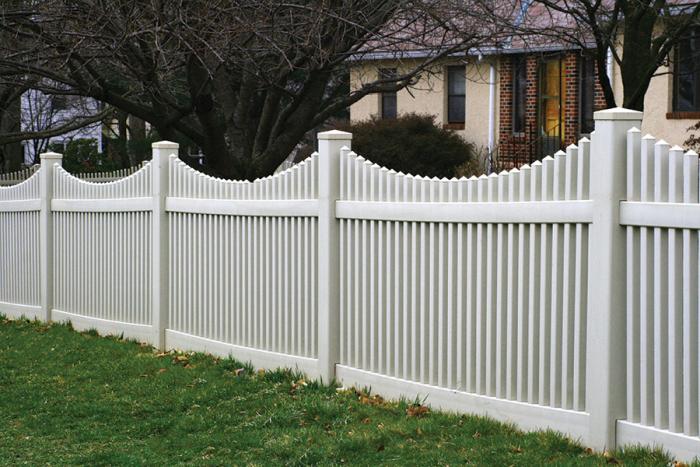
[{"xmin": 0, "ymin": 109, "xmax": 699, "ymax": 460}]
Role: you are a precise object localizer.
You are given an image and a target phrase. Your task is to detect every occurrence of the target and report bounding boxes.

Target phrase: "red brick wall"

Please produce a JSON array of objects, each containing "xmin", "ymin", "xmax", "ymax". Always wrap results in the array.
[
  {"xmin": 593, "ymin": 71, "xmax": 607, "ymax": 112},
  {"xmin": 497, "ymin": 51, "xmax": 607, "ymax": 168},
  {"xmin": 498, "ymin": 55, "xmax": 539, "ymax": 167},
  {"xmin": 563, "ymin": 53, "xmax": 579, "ymax": 149}
]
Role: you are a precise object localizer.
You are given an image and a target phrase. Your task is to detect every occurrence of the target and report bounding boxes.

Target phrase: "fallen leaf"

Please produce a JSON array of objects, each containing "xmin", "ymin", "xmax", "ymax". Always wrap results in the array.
[
  {"xmin": 603, "ymin": 452, "xmax": 620, "ymax": 465},
  {"xmin": 289, "ymin": 379, "xmax": 307, "ymax": 394},
  {"xmin": 406, "ymin": 404, "xmax": 429, "ymax": 418},
  {"xmin": 358, "ymin": 394, "xmax": 385, "ymax": 406},
  {"xmin": 172, "ymin": 355, "xmax": 189, "ymax": 366}
]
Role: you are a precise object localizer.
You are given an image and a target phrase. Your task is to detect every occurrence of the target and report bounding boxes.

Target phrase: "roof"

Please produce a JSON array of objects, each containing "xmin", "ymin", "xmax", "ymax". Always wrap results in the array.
[{"xmin": 352, "ymin": 0, "xmax": 700, "ymax": 62}]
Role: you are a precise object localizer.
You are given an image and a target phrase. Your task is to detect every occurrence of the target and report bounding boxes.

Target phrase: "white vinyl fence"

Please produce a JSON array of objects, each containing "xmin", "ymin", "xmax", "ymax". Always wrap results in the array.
[{"xmin": 0, "ymin": 108, "xmax": 699, "ymax": 459}]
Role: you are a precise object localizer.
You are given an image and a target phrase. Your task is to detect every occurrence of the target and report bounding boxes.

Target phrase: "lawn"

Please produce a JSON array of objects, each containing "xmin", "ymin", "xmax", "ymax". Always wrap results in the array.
[{"xmin": 0, "ymin": 316, "xmax": 688, "ymax": 466}]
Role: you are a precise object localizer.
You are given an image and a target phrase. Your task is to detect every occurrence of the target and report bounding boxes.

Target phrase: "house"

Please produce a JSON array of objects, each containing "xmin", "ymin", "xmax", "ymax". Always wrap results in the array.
[
  {"xmin": 349, "ymin": 5, "xmax": 700, "ymax": 168},
  {"xmin": 18, "ymin": 89, "xmax": 163, "ymax": 170},
  {"xmin": 20, "ymin": 89, "xmax": 104, "ymax": 165}
]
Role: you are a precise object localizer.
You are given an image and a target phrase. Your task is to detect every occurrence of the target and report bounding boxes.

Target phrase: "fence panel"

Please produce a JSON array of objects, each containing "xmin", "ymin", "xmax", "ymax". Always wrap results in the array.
[
  {"xmin": 51, "ymin": 164, "xmax": 154, "ymax": 342},
  {"xmin": 165, "ymin": 155, "xmax": 321, "ymax": 377},
  {"xmin": 619, "ymin": 130, "xmax": 700, "ymax": 459},
  {"xmin": 0, "ymin": 170, "xmax": 42, "ymax": 318},
  {"xmin": 334, "ymin": 141, "xmax": 592, "ymax": 439}
]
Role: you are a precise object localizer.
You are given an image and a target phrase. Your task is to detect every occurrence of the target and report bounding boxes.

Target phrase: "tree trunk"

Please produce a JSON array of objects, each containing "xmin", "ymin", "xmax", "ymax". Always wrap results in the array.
[
  {"xmin": 128, "ymin": 115, "xmax": 147, "ymax": 165},
  {"xmin": 0, "ymin": 90, "xmax": 23, "ymax": 171},
  {"xmin": 115, "ymin": 111, "xmax": 131, "ymax": 168},
  {"xmin": 619, "ymin": 5, "xmax": 657, "ymax": 111}
]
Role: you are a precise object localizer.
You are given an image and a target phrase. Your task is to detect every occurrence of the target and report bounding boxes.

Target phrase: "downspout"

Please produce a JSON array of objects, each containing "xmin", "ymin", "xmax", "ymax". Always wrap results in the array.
[
  {"xmin": 488, "ymin": 61, "xmax": 496, "ymax": 174},
  {"xmin": 606, "ymin": 47, "xmax": 613, "ymax": 89}
]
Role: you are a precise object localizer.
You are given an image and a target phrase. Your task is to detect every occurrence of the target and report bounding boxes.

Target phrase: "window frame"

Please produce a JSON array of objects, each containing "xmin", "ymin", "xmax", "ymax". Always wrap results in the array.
[
  {"xmin": 579, "ymin": 55, "xmax": 596, "ymax": 135},
  {"xmin": 512, "ymin": 56, "xmax": 527, "ymax": 135},
  {"xmin": 378, "ymin": 68, "xmax": 398, "ymax": 120},
  {"xmin": 672, "ymin": 26, "xmax": 700, "ymax": 113},
  {"xmin": 446, "ymin": 65, "xmax": 466, "ymax": 125}
]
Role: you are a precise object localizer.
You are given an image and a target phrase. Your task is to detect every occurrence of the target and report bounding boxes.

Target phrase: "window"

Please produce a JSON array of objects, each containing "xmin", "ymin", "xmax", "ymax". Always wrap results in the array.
[
  {"xmin": 579, "ymin": 56, "xmax": 596, "ymax": 134},
  {"xmin": 447, "ymin": 66, "xmax": 466, "ymax": 124},
  {"xmin": 512, "ymin": 56, "xmax": 527, "ymax": 133},
  {"xmin": 379, "ymin": 68, "xmax": 397, "ymax": 119},
  {"xmin": 674, "ymin": 27, "xmax": 700, "ymax": 112},
  {"xmin": 537, "ymin": 56, "xmax": 566, "ymax": 157},
  {"xmin": 539, "ymin": 57, "xmax": 565, "ymax": 140},
  {"xmin": 51, "ymin": 95, "xmax": 68, "ymax": 112}
]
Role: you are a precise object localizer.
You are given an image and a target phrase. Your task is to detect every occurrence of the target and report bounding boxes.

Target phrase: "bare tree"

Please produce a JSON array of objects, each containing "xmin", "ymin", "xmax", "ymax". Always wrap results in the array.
[
  {"xmin": 0, "ymin": 0, "xmax": 496, "ymax": 179},
  {"xmin": 473, "ymin": 0, "xmax": 700, "ymax": 111}
]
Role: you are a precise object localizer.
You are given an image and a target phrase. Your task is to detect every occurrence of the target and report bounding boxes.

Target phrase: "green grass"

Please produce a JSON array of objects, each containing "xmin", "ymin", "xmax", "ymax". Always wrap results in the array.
[{"xmin": 0, "ymin": 316, "xmax": 690, "ymax": 466}]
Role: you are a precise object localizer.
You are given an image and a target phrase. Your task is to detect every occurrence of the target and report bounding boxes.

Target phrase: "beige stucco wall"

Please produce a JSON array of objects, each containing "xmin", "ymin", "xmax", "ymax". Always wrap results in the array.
[
  {"xmin": 349, "ymin": 58, "xmax": 498, "ymax": 151},
  {"xmin": 610, "ymin": 62, "xmax": 695, "ymax": 146},
  {"xmin": 608, "ymin": 33, "xmax": 696, "ymax": 147},
  {"xmin": 351, "ymin": 48, "xmax": 698, "ymax": 153}
]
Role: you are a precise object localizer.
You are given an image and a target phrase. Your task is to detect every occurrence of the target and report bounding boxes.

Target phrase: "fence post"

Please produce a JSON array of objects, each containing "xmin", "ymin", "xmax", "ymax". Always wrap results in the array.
[
  {"xmin": 151, "ymin": 141, "xmax": 178, "ymax": 349},
  {"xmin": 587, "ymin": 108, "xmax": 642, "ymax": 450},
  {"xmin": 317, "ymin": 130, "xmax": 351, "ymax": 382},
  {"xmin": 39, "ymin": 151, "xmax": 62, "ymax": 322}
]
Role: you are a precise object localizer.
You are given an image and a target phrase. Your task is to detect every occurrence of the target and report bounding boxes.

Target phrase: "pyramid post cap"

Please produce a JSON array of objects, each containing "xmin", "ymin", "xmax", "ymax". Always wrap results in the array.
[
  {"xmin": 40, "ymin": 151, "xmax": 62, "ymax": 160},
  {"xmin": 318, "ymin": 130, "xmax": 353, "ymax": 140},
  {"xmin": 593, "ymin": 107, "xmax": 643, "ymax": 121},
  {"xmin": 152, "ymin": 140, "xmax": 179, "ymax": 149}
]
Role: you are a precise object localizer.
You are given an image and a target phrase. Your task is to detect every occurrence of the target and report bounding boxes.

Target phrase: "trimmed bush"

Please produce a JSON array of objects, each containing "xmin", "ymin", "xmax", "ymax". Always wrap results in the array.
[{"xmin": 343, "ymin": 113, "xmax": 476, "ymax": 178}]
